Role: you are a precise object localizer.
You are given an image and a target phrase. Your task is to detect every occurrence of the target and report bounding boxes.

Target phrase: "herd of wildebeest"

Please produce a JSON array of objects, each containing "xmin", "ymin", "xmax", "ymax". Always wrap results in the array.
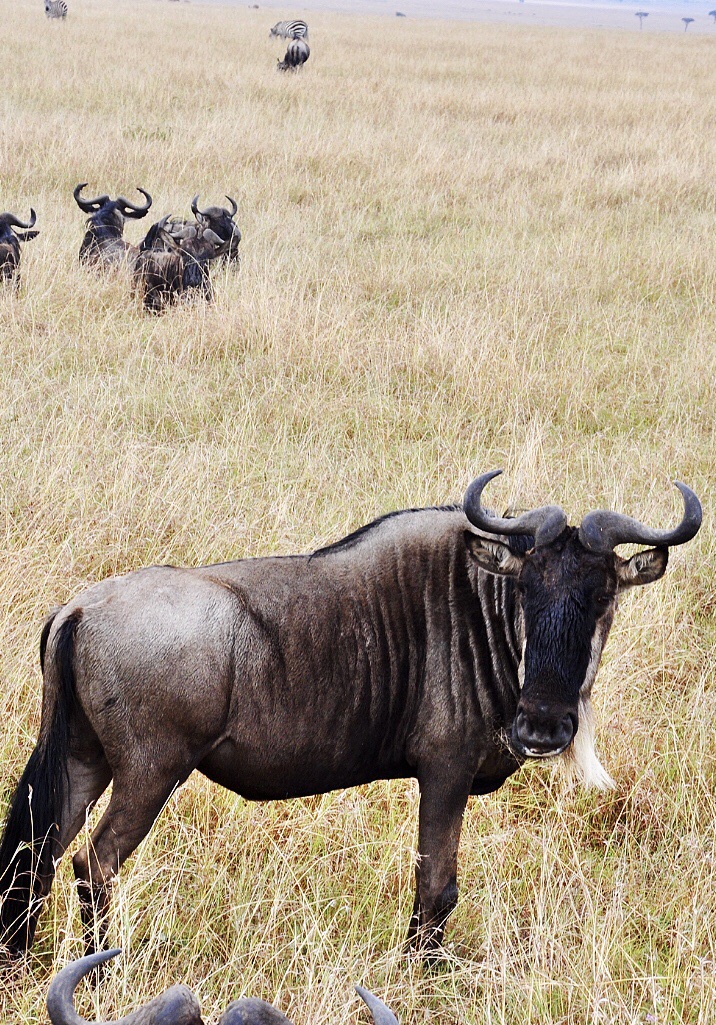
[
  {"xmin": 0, "ymin": 186, "xmax": 241, "ymax": 313},
  {"xmin": 3, "ymin": 15, "xmax": 313, "ymax": 316}
]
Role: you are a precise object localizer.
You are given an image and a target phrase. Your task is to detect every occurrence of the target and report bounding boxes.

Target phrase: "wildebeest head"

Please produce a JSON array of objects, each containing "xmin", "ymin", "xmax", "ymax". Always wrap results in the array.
[
  {"xmin": 463, "ymin": 470, "xmax": 701, "ymax": 784},
  {"xmin": 47, "ymin": 949, "xmax": 398, "ymax": 1025},
  {"xmin": 0, "ymin": 209, "xmax": 39, "ymax": 281},
  {"xmin": 188, "ymin": 194, "xmax": 241, "ymax": 261},
  {"xmin": 74, "ymin": 183, "xmax": 153, "ymax": 235}
]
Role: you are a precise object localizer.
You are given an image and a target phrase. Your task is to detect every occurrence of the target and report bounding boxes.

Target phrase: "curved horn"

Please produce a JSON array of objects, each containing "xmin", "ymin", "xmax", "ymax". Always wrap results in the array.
[
  {"xmin": 0, "ymin": 208, "xmax": 37, "ymax": 229},
  {"xmin": 191, "ymin": 194, "xmax": 210, "ymax": 218},
  {"xmin": 202, "ymin": 227, "xmax": 225, "ymax": 246},
  {"xmin": 579, "ymin": 481, "xmax": 702, "ymax": 554},
  {"xmin": 172, "ymin": 224, "xmax": 198, "ymax": 240},
  {"xmin": 225, "ymin": 195, "xmax": 238, "ymax": 217},
  {"xmin": 355, "ymin": 987, "xmax": 399, "ymax": 1025},
  {"xmin": 47, "ymin": 949, "xmax": 121, "ymax": 1025},
  {"xmin": 74, "ymin": 183, "xmax": 110, "ymax": 213},
  {"xmin": 118, "ymin": 188, "xmax": 152, "ymax": 218},
  {"xmin": 47, "ymin": 949, "xmax": 203, "ymax": 1025},
  {"xmin": 464, "ymin": 470, "xmax": 567, "ymax": 548}
]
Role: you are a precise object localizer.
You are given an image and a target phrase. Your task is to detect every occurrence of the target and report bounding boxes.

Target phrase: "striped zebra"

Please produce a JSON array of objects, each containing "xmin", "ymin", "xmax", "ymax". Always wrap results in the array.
[
  {"xmin": 269, "ymin": 19, "xmax": 308, "ymax": 40},
  {"xmin": 45, "ymin": 0, "xmax": 68, "ymax": 17}
]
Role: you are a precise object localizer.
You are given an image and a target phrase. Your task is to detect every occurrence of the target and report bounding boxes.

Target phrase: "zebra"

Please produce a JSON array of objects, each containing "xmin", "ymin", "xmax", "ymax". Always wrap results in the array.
[
  {"xmin": 269, "ymin": 19, "xmax": 308, "ymax": 40},
  {"xmin": 45, "ymin": 0, "xmax": 68, "ymax": 17}
]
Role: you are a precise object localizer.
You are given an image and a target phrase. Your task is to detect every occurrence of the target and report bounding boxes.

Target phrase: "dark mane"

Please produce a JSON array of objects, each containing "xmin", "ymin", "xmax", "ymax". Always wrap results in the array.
[
  {"xmin": 310, "ymin": 504, "xmax": 536, "ymax": 559},
  {"xmin": 310, "ymin": 505, "xmax": 461, "ymax": 559}
]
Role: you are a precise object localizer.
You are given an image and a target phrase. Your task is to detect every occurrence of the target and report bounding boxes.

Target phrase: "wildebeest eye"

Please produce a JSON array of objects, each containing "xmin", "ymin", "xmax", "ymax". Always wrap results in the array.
[{"xmin": 595, "ymin": 593, "xmax": 613, "ymax": 609}]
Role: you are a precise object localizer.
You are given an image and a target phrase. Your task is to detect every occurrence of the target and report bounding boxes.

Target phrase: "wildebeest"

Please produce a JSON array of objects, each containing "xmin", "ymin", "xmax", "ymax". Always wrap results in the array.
[
  {"xmin": 0, "ymin": 472, "xmax": 701, "ymax": 957},
  {"xmin": 166, "ymin": 194, "xmax": 242, "ymax": 264},
  {"xmin": 269, "ymin": 18, "xmax": 308, "ymax": 39},
  {"xmin": 47, "ymin": 949, "xmax": 398, "ymax": 1025},
  {"xmin": 74, "ymin": 183, "xmax": 153, "ymax": 267},
  {"xmin": 133, "ymin": 215, "xmax": 230, "ymax": 312},
  {"xmin": 0, "ymin": 209, "xmax": 39, "ymax": 285},
  {"xmin": 277, "ymin": 37, "xmax": 310, "ymax": 70}
]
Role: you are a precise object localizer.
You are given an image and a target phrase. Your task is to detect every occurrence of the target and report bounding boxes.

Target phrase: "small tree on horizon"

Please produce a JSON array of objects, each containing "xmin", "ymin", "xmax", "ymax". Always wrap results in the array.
[
  {"xmin": 710, "ymin": 9, "xmax": 716, "ymax": 22},
  {"xmin": 635, "ymin": 11, "xmax": 648, "ymax": 29},
  {"xmin": 682, "ymin": 16, "xmax": 694, "ymax": 30}
]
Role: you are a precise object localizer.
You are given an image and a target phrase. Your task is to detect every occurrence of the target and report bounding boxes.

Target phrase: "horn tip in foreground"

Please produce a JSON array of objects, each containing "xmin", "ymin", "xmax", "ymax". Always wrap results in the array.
[
  {"xmin": 47, "ymin": 949, "xmax": 123, "ymax": 1025},
  {"xmin": 354, "ymin": 985, "xmax": 399, "ymax": 1025},
  {"xmin": 672, "ymin": 479, "xmax": 703, "ymax": 533}
]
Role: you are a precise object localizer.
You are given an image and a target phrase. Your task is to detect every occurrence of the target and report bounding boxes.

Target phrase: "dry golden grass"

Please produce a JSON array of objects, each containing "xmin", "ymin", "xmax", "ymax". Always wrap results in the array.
[{"xmin": 1, "ymin": 0, "xmax": 716, "ymax": 1021}]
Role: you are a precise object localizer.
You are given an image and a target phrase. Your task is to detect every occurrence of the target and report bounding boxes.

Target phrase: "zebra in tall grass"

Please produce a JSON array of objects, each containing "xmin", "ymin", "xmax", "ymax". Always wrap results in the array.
[
  {"xmin": 269, "ymin": 19, "xmax": 308, "ymax": 40},
  {"xmin": 45, "ymin": 0, "xmax": 68, "ymax": 17}
]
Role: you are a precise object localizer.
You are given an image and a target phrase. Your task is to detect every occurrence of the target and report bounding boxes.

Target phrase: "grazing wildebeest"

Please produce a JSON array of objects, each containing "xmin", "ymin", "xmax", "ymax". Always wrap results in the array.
[
  {"xmin": 166, "ymin": 194, "xmax": 242, "ymax": 264},
  {"xmin": 47, "ymin": 949, "xmax": 398, "ymax": 1025},
  {"xmin": 74, "ymin": 183, "xmax": 153, "ymax": 267},
  {"xmin": 277, "ymin": 36, "xmax": 310, "ymax": 70},
  {"xmin": 133, "ymin": 215, "xmax": 230, "ymax": 312},
  {"xmin": 269, "ymin": 18, "xmax": 308, "ymax": 39},
  {"xmin": 0, "ymin": 209, "xmax": 39, "ymax": 285},
  {"xmin": 0, "ymin": 472, "xmax": 701, "ymax": 957}
]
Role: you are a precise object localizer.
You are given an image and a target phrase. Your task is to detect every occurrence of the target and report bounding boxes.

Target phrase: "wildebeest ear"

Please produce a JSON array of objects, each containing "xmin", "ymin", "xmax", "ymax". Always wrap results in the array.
[
  {"xmin": 464, "ymin": 532, "xmax": 524, "ymax": 577},
  {"xmin": 615, "ymin": 546, "xmax": 668, "ymax": 589},
  {"xmin": 17, "ymin": 230, "xmax": 40, "ymax": 242}
]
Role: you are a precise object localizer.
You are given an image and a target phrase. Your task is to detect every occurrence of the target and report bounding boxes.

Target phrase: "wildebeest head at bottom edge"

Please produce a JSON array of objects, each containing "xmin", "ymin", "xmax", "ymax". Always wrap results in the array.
[{"xmin": 46, "ymin": 950, "xmax": 399, "ymax": 1025}]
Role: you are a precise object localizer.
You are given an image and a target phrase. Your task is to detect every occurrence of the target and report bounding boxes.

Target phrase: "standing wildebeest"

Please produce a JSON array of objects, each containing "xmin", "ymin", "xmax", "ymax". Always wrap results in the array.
[
  {"xmin": 47, "ymin": 949, "xmax": 398, "ymax": 1025},
  {"xmin": 0, "ymin": 209, "xmax": 39, "ymax": 285},
  {"xmin": 133, "ymin": 215, "xmax": 230, "ymax": 312},
  {"xmin": 270, "ymin": 18, "xmax": 309, "ymax": 39},
  {"xmin": 277, "ymin": 37, "xmax": 310, "ymax": 70},
  {"xmin": 74, "ymin": 183, "xmax": 153, "ymax": 267},
  {"xmin": 0, "ymin": 472, "xmax": 701, "ymax": 957}
]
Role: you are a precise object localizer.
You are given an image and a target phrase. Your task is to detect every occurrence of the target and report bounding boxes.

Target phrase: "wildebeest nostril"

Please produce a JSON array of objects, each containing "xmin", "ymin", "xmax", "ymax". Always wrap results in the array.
[{"xmin": 514, "ymin": 709, "xmax": 575, "ymax": 757}]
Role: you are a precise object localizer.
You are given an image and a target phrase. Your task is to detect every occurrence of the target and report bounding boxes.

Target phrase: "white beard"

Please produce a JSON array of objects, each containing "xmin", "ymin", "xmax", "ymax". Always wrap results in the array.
[
  {"xmin": 558, "ymin": 624, "xmax": 615, "ymax": 790},
  {"xmin": 558, "ymin": 693, "xmax": 615, "ymax": 790}
]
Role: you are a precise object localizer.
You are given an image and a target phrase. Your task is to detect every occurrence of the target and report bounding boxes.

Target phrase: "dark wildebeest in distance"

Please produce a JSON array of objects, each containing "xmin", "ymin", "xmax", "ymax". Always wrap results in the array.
[
  {"xmin": 277, "ymin": 37, "xmax": 310, "ymax": 70},
  {"xmin": 0, "ymin": 472, "xmax": 701, "ymax": 958},
  {"xmin": 0, "ymin": 209, "xmax": 39, "ymax": 285},
  {"xmin": 134, "ymin": 213, "xmax": 231, "ymax": 311},
  {"xmin": 47, "ymin": 949, "xmax": 398, "ymax": 1025},
  {"xmin": 74, "ymin": 183, "xmax": 153, "ymax": 268},
  {"xmin": 166, "ymin": 194, "xmax": 242, "ymax": 264}
]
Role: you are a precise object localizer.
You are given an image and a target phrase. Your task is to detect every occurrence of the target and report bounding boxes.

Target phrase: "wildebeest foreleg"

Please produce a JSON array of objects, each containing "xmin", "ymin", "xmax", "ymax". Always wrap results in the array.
[
  {"xmin": 406, "ymin": 769, "xmax": 471, "ymax": 955},
  {"xmin": 72, "ymin": 766, "xmax": 187, "ymax": 954}
]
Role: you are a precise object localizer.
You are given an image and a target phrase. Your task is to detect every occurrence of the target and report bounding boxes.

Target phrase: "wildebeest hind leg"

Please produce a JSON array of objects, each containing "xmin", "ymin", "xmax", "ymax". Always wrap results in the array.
[
  {"xmin": 72, "ymin": 765, "xmax": 188, "ymax": 954},
  {"xmin": 406, "ymin": 768, "xmax": 471, "ymax": 957},
  {"xmin": 59, "ymin": 754, "xmax": 112, "ymax": 853}
]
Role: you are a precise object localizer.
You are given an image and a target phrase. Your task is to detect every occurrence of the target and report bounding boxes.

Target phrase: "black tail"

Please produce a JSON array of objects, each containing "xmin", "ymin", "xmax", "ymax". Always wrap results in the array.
[{"xmin": 0, "ymin": 608, "xmax": 80, "ymax": 953}]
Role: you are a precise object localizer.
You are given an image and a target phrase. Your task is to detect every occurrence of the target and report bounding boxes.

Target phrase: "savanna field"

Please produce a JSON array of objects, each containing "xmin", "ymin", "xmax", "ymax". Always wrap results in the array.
[{"xmin": 2, "ymin": 0, "xmax": 716, "ymax": 1021}]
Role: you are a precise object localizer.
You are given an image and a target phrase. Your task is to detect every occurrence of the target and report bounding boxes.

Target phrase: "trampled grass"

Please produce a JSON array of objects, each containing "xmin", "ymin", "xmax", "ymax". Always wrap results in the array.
[{"xmin": 1, "ymin": 0, "xmax": 716, "ymax": 1021}]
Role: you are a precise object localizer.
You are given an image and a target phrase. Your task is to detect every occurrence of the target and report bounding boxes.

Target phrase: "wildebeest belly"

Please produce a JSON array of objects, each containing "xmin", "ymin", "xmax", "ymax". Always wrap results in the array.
[{"xmin": 197, "ymin": 737, "xmax": 413, "ymax": 800}]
